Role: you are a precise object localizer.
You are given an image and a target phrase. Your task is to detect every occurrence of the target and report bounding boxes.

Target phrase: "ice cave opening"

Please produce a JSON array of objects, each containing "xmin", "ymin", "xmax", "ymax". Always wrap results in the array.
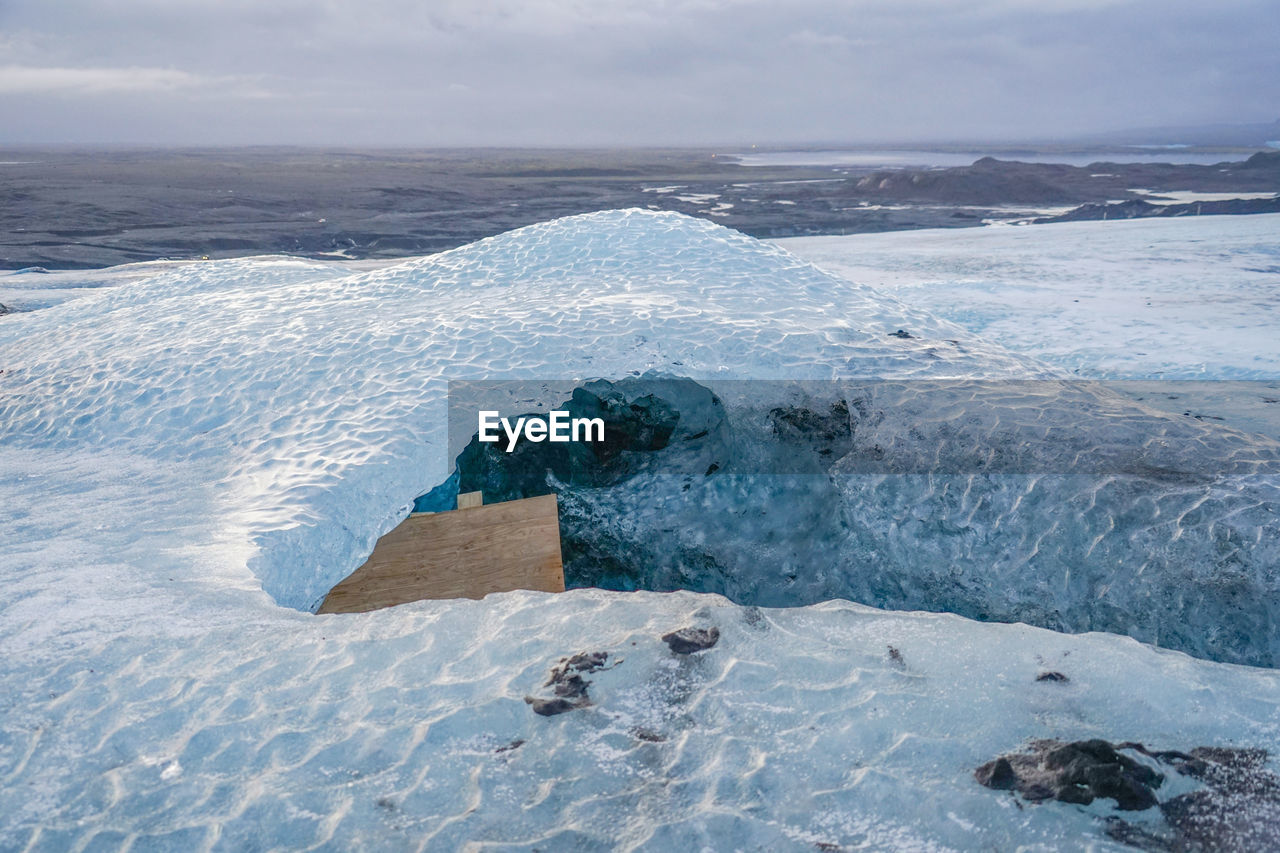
[{"xmin": 375, "ymin": 373, "xmax": 1280, "ymax": 670}]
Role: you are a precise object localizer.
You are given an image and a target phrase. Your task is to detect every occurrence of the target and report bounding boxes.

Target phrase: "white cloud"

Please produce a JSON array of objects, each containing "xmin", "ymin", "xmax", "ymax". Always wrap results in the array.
[{"xmin": 0, "ymin": 65, "xmax": 269, "ymax": 97}]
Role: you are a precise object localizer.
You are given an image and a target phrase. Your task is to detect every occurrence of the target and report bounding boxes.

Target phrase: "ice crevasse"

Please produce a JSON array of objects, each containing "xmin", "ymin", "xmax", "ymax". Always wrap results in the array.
[{"xmin": 1, "ymin": 209, "xmax": 1278, "ymax": 851}]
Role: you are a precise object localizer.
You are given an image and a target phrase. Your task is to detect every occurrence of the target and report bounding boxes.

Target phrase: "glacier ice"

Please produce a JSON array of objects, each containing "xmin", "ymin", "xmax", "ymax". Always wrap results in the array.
[
  {"xmin": 779, "ymin": 215, "xmax": 1280, "ymax": 440},
  {"xmin": 777, "ymin": 214, "xmax": 1280, "ymax": 382},
  {"xmin": 436, "ymin": 372, "xmax": 1280, "ymax": 666},
  {"xmin": 2, "ymin": 210, "xmax": 1279, "ymax": 849},
  {"xmin": 0, "ymin": 209, "xmax": 1049, "ymax": 616}
]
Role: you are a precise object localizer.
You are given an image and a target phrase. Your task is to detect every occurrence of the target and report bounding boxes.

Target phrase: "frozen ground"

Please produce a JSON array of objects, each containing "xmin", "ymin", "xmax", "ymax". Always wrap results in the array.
[
  {"xmin": 778, "ymin": 214, "xmax": 1280, "ymax": 439},
  {"xmin": 777, "ymin": 214, "xmax": 1280, "ymax": 382},
  {"xmin": 6, "ymin": 589, "xmax": 1280, "ymax": 851},
  {"xmin": 2, "ymin": 211, "xmax": 1278, "ymax": 849}
]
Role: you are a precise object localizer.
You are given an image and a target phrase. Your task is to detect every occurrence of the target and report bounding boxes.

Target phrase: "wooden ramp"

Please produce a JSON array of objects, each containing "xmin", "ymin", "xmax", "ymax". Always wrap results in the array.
[{"xmin": 317, "ymin": 493, "xmax": 564, "ymax": 614}]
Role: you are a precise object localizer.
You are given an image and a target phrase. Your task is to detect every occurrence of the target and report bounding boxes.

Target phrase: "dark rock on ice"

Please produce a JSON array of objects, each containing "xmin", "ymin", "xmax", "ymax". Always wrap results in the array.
[
  {"xmin": 547, "ymin": 651, "xmax": 609, "ymax": 695},
  {"xmin": 975, "ymin": 739, "xmax": 1162, "ymax": 810},
  {"xmin": 981, "ymin": 739, "xmax": 1280, "ymax": 850},
  {"xmin": 662, "ymin": 626, "xmax": 720, "ymax": 654},
  {"xmin": 1036, "ymin": 671, "xmax": 1069, "ymax": 682},
  {"xmin": 975, "ymin": 756, "xmax": 1017, "ymax": 790},
  {"xmin": 525, "ymin": 697, "xmax": 580, "ymax": 717},
  {"xmin": 889, "ymin": 329, "xmax": 914, "ymax": 339},
  {"xmin": 1047, "ymin": 740, "xmax": 1161, "ymax": 810},
  {"xmin": 524, "ymin": 651, "xmax": 613, "ymax": 716}
]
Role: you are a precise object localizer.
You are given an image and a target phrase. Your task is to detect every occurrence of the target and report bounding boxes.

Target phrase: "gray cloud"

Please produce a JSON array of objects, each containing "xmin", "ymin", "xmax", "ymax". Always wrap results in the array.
[{"xmin": 0, "ymin": 0, "xmax": 1275, "ymax": 145}]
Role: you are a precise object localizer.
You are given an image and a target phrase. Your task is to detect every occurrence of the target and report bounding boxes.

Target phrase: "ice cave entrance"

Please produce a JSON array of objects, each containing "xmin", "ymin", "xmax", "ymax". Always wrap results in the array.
[
  {"xmin": 317, "ymin": 374, "xmax": 731, "ymax": 613},
  {"xmin": 310, "ymin": 371, "xmax": 1280, "ymax": 674}
]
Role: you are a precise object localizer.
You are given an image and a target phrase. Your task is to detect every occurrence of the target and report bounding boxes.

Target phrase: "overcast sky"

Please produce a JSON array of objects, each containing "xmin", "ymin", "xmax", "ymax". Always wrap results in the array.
[{"xmin": 1, "ymin": 0, "xmax": 1276, "ymax": 146}]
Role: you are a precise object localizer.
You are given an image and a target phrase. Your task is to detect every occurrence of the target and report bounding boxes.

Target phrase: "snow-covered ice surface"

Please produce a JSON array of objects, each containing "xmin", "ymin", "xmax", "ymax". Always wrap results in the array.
[
  {"xmin": 6, "ymin": 590, "xmax": 1280, "ymax": 852},
  {"xmin": 0, "ymin": 257, "xmax": 400, "ymax": 313},
  {"xmin": 777, "ymin": 214, "xmax": 1280, "ymax": 440},
  {"xmin": 776, "ymin": 214, "xmax": 1280, "ymax": 382},
  {"xmin": 2, "ymin": 210, "xmax": 1279, "ymax": 849}
]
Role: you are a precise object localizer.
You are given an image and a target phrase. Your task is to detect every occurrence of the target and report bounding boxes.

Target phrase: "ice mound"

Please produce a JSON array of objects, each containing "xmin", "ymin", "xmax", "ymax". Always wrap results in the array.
[
  {"xmin": 0, "ymin": 209, "xmax": 1042, "ymax": 617},
  {"xmin": 3, "ymin": 210, "xmax": 1279, "ymax": 849}
]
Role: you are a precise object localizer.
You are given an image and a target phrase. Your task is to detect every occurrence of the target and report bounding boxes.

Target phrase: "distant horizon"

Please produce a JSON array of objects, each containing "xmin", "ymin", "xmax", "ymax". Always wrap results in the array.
[{"xmin": 0, "ymin": 129, "xmax": 1277, "ymax": 154}]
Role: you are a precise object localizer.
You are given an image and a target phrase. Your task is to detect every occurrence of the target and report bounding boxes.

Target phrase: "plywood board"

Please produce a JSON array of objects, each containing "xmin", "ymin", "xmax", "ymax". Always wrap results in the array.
[{"xmin": 317, "ymin": 494, "xmax": 564, "ymax": 613}]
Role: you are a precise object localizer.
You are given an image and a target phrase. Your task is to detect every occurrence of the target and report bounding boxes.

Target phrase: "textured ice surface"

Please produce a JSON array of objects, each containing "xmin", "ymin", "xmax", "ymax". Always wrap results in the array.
[
  {"xmin": 0, "ymin": 210, "xmax": 1044, "ymax": 616},
  {"xmin": 778, "ymin": 214, "xmax": 1280, "ymax": 441},
  {"xmin": 0, "ymin": 257, "xmax": 392, "ymax": 313},
  {"xmin": 2, "ymin": 210, "xmax": 1279, "ymax": 849},
  {"xmin": 6, "ymin": 589, "xmax": 1280, "ymax": 852},
  {"xmin": 777, "ymin": 214, "xmax": 1280, "ymax": 382}
]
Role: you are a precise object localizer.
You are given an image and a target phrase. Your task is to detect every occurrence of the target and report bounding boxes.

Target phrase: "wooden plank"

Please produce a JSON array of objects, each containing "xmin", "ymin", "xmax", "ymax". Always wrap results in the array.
[
  {"xmin": 456, "ymin": 490, "xmax": 484, "ymax": 509},
  {"xmin": 317, "ymin": 494, "xmax": 564, "ymax": 614}
]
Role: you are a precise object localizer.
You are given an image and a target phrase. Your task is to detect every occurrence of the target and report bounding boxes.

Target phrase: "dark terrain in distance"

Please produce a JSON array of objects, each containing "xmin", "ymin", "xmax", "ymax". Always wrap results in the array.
[{"xmin": 1, "ymin": 147, "xmax": 1277, "ymax": 269}]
